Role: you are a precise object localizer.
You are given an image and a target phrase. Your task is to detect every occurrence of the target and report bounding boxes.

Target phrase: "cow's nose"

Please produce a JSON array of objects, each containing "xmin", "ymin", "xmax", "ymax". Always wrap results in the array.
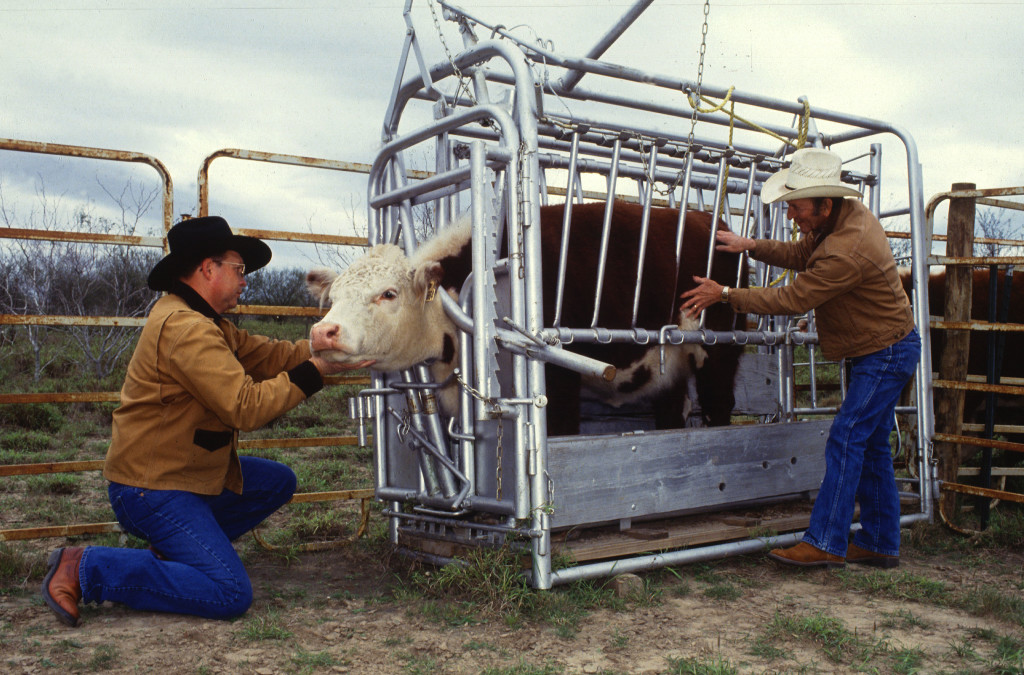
[{"xmin": 311, "ymin": 322, "xmax": 341, "ymax": 350}]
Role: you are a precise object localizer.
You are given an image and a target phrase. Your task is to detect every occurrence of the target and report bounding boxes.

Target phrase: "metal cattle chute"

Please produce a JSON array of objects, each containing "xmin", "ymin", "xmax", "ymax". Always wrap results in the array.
[{"xmin": 352, "ymin": 0, "xmax": 936, "ymax": 589}]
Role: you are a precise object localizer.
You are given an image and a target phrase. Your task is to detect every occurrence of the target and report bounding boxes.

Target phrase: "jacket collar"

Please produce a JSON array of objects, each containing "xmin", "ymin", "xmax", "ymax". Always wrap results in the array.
[
  {"xmin": 811, "ymin": 197, "xmax": 846, "ymax": 247},
  {"xmin": 168, "ymin": 280, "xmax": 222, "ymax": 321}
]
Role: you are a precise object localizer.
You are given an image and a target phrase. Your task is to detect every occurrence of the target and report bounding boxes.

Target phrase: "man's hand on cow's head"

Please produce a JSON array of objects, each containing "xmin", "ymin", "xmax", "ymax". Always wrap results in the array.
[
  {"xmin": 679, "ymin": 276, "xmax": 725, "ymax": 320},
  {"xmin": 310, "ymin": 355, "xmax": 375, "ymax": 377}
]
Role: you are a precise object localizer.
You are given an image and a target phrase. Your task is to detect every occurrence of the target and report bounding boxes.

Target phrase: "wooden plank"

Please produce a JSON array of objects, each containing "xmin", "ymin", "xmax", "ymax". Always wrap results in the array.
[{"xmin": 555, "ymin": 511, "xmax": 814, "ymax": 563}]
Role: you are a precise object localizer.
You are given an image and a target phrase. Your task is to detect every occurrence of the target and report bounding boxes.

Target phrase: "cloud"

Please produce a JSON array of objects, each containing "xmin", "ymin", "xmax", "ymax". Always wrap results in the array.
[{"xmin": 3, "ymin": 0, "xmax": 1022, "ymax": 260}]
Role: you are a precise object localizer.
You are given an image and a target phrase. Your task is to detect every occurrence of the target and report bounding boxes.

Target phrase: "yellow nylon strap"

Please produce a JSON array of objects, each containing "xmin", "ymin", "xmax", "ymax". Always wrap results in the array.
[{"xmin": 688, "ymin": 89, "xmax": 812, "ymax": 150}]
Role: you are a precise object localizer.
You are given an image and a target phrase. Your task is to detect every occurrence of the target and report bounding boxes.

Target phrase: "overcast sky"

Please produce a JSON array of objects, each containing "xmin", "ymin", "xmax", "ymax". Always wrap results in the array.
[{"xmin": 2, "ymin": 0, "xmax": 1022, "ymax": 268}]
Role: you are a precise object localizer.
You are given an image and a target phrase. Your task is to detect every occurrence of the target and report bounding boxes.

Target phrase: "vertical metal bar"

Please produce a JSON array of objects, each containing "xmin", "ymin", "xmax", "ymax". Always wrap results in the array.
[
  {"xmin": 668, "ymin": 154, "xmax": 694, "ymax": 323},
  {"xmin": 389, "ymin": 157, "xmax": 420, "ymax": 254},
  {"xmin": 699, "ymin": 154, "xmax": 729, "ymax": 327},
  {"xmin": 733, "ymin": 158, "xmax": 758, "ymax": 330},
  {"xmin": 416, "ymin": 364, "xmax": 458, "ymax": 498},
  {"xmin": 458, "ymin": 290, "xmax": 477, "ymax": 500},
  {"xmin": 469, "ymin": 142, "xmax": 496, "ymax": 406},
  {"xmin": 373, "ymin": 374, "xmax": 388, "ymax": 495},
  {"xmin": 435, "ymin": 130, "xmax": 451, "ymax": 232},
  {"xmin": 553, "ymin": 131, "xmax": 581, "ymax": 327},
  {"xmin": 499, "ymin": 63, "xmax": 552, "ymax": 590},
  {"xmin": 735, "ymin": 159, "xmax": 757, "ymax": 290},
  {"xmin": 868, "ymin": 143, "xmax": 882, "ymax": 218},
  {"xmin": 805, "ymin": 344, "xmax": 817, "ymax": 409},
  {"xmin": 590, "ymin": 137, "xmax": 623, "ymax": 328},
  {"xmin": 776, "ymin": 344, "xmax": 794, "ymax": 422},
  {"xmin": 703, "ymin": 154, "xmax": 729, "ymax": 280},
  {"xmin": 401, "ymin": 370, "xmax": 442, "ymax": 496},
  {"xmin": 631, "ymin": 144, "xmax": 658, "ymax": 327}
]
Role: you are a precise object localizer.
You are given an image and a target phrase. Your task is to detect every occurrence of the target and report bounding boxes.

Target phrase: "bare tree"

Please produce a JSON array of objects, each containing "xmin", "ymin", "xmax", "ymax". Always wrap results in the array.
[
  {"xmin": 0, "ymin": 175, "xmax": 159, "ymax": 381},
  {"xmin": 976, "ymin": 207, "xmax": 1024, "ymax": 257}
]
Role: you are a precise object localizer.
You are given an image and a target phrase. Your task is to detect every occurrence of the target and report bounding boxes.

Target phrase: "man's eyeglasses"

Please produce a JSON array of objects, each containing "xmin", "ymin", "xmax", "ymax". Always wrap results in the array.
[{"xmin": 214, "ymin": 259, "xmax": 246, "ymax": 277}]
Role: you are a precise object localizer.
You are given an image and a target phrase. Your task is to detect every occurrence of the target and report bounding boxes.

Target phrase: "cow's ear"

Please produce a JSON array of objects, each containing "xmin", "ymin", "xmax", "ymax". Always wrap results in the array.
[
  {"xmin": 413, "ymin": 261, "xmax": 444, "ymax": 304},
  {"xmin": 306, "ymin": 268, "xmax": 338, "ymax": 307}
]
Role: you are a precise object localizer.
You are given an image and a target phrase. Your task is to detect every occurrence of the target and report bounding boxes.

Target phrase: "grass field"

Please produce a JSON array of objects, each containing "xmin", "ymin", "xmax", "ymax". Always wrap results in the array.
[{"xmin": 1, "ymin": 319, "xmax": 1022, "ymax": 674}]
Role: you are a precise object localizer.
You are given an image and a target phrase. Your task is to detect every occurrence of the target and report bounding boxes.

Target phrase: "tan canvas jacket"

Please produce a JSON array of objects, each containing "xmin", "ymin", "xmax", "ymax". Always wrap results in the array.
[
  {"xmin": 103, "ymin": 283, "xmax": 322, "ymax": 495},
  {"xmin": 728, "ymin": 198, "xmax": 915, "ymax": 361}
]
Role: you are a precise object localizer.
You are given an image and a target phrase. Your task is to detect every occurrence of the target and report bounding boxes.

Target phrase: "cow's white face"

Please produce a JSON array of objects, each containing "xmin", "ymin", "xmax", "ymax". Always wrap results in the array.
[{"xmin": 307, "ymin": 244, "xmax": 448, "ymax": 373}]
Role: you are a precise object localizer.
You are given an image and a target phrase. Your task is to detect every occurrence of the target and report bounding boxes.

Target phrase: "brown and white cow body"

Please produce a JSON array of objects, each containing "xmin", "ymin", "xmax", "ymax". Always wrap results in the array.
[
  {"xmin": 307, "ymin": 201, "xmax": 745, "ymax": 435},
  {"xmin": 901, "ymin": 266, "xmax": 1023, "ymax": 425}
]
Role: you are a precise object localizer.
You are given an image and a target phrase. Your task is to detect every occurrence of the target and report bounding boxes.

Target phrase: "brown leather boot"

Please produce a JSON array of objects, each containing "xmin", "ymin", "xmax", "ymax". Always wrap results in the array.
[
  {"xmin": 768, "ymin": 541, "xmax": 845, "ymax": 569},
  {"xmin": 847, "ymin": 542, "xmax": 899, "ymax": 569},
  {"xmin": 41, "ymin": 547, "xmax": 84, "ymax": 627}
]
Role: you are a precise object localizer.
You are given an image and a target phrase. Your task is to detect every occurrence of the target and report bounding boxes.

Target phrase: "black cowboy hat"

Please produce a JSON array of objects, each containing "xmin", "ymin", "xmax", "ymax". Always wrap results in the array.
[{"xmin": 147, "ymin": 216, "xmax": 272, "ymax": 291}]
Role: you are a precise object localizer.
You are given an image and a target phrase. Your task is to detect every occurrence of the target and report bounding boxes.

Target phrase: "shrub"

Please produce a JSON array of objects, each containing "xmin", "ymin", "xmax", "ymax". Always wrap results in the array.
[
  {"xmin": 0, "ymin": 429, "xmax": 54, "ymax": 453},
  {"xmin": 0, "ymin": 403, "xmax": 63, "ymax": 432}
]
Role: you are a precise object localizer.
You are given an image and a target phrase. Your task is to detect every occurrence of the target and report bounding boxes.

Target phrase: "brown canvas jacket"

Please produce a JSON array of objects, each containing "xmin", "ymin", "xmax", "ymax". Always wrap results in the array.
[
  {"xmin": 728, "ymin": 198, "xmax": 915, "ymax": 361},
  {"xmin": 103, "ymin": 283, "xmax": 322, "ymax": 494}
]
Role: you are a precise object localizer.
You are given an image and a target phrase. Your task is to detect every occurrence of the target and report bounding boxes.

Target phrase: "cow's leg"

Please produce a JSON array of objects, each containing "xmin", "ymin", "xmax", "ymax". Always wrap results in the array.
[
  {"xmin": 544, "ymin": 366, "xmax": 582, "ymax": 436},
  {"xmin": 696, "ymin": 345, "xmax": 742, "ymax": 427},
  {"xmin": 653, "ymin": 367, "xmax": 692, "ymax": 430}
]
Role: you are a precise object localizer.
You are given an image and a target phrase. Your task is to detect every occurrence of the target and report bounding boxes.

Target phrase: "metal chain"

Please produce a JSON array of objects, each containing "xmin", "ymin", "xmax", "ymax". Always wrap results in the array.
[
  {"xmin": 634, "ymin": 133, "xmax": 677, "ymax": 198},
  {"xmin": 513, "ymin": 140, "xmax": 529, "ymax": 279},
  {"xmin": 427, "ymin": 0, "xmax": 477, "ymax": 105},
  {"xmin": 686, "ymin": 0, "xmax": 711, "ymax": 152},
  {"xmin": 641, "ymin": 0, "xmax": 708, "ymax": 200},
  {"xmin": 453, "ymin": 368, "xmax": 496, "ymax": 407},
  {"xmin": 396, "ymin": 409, "xmax": 412, "ymax": 441},
  {"xmin": 452, "ymin": 368, "xmax": 504, "ymax": 500}
]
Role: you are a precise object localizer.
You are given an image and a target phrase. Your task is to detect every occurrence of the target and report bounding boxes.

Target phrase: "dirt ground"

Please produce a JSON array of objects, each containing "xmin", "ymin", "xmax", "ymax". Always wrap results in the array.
[{"xmin": 2, "ymin": 524, "xmax": 1023, "ymax": 675}]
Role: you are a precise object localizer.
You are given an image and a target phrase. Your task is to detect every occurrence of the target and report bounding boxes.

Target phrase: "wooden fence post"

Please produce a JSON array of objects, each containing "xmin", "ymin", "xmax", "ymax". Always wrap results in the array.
[{"xmin": 935, "ymin": 182, "xmax": 975, "ymax": 518}]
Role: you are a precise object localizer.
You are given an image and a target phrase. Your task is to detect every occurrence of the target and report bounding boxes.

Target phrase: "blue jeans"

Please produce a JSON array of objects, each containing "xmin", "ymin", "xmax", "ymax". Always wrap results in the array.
[
  {"xmin": 78, "ymin": 456, "xmax": 296, "ymax": 619},
  {"xmin": 803, "ymin": 329, "xmax": 921, "ymax": 558}
]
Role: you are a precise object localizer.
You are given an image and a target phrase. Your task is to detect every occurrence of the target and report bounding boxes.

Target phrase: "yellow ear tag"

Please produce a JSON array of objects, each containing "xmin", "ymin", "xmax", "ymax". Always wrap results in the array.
[{"xmin": 425, "ymin": 279, "xmax": 438, "ymax": 302}]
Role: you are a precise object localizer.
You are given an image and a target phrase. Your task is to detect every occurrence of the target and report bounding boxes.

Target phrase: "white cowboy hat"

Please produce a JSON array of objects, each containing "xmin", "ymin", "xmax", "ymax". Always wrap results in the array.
[{"xmin": 760, "ymin": 148, "xmax": 863, "ymax": 204}]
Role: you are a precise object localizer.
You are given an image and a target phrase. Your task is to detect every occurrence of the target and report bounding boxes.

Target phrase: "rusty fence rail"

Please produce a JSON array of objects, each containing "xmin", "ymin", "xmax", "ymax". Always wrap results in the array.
[{"xmin": 0, "ymin": 141, "xmax": 383, "ymax": 544}]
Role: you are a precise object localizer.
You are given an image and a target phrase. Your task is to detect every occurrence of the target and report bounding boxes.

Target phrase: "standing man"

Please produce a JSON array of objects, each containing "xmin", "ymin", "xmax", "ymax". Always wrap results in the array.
[
  {"xmin": 681, "ymin": 148, "xmax": 920, "ymax": 569},
  {"xmin": 42, "ymin": 216, "xmax": 371, "ymax": 626}
]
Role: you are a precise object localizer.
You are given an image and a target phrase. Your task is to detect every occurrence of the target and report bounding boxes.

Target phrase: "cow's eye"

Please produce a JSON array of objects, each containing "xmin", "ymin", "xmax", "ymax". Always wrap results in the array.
[{"xmin": 381, "ymin": 289, "xmax": 398, "ymax": 301}]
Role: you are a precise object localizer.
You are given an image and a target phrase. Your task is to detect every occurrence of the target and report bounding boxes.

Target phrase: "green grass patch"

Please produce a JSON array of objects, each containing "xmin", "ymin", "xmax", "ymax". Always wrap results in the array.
[
  {"xmin": 0, "ymin": 429, "xmax": 54, "ymax": 455},
  {"xmin": 879, "ymin": 608, "xmax": 931, "ymax": 630},
  {"xmin": 236, "ymin": 609, "xmax": 293, "ymax": 641},
  {"xmin": 479, "ymin": 660, "xmax": 564, "ymax": 675},
  {"xmin": 836, "ymin": 569, "xmax": 950, "ymax": 604},
  {"xmin": 837, "ymin": 566, "xmax": 1024, "ymax": 628},
  {"xmin": 0, "ymin": 542, "xmax": 45, "ymax": 588},
  {"xmin": 664, "ymin": 654, "xmax": 738, "ymax": 675},
  {"xmin": 290, "ymin": 648, "xmax": 347, "ymax": 674}
]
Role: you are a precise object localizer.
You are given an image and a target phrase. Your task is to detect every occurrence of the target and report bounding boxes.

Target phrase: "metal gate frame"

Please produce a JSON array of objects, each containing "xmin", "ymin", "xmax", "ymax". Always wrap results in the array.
[
  {"xmin": 0, "ymin": 140, "xmax": 374, "ymax": 544},
  {"xmin": 357, "ymin": 1, "xmax": 937, "ymax": 588}
]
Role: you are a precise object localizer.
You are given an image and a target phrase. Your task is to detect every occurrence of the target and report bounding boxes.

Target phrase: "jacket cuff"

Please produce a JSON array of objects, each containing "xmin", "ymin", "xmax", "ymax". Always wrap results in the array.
[{"xmin": 288, "ymin": 361, "xmax": 324, "ymax": 398}]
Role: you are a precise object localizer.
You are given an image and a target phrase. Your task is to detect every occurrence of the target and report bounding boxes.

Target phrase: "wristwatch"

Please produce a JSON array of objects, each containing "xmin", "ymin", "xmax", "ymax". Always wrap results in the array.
[{"xmin": 720, "ymin": 286, "xmax": 730, "ymax": 303}]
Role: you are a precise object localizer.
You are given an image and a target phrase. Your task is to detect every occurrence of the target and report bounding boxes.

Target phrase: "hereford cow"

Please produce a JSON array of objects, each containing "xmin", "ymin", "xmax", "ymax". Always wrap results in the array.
[
  {"xmin": 901, "ymin": 266, "xmax": 1023, "ymax": 424},
  {"xmin": 307, "ymin": 201, "xmax": 745, "ymax": 435}
]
